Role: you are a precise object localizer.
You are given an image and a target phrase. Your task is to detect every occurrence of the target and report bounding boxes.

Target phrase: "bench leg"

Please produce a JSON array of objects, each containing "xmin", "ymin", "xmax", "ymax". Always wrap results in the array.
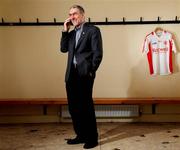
[
  {"xmin": 43, "ymin": 105, "xmax": 47, "ymax": 115},
  {"xmin": 152, "ymin": 104, "xmax": 156, "ymax": 114}
]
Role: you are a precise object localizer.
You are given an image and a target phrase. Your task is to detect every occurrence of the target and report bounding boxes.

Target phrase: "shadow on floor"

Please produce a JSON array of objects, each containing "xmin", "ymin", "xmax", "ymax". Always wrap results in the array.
[{"xmin": 99, "ymin": 122, "xmax": 180, "ymax": 145}]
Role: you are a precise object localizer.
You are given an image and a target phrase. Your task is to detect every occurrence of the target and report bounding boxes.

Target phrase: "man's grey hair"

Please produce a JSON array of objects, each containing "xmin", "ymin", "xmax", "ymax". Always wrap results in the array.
[{"xmin": 70, "ymin": 5, "xmax": 85, "ymax": 14}]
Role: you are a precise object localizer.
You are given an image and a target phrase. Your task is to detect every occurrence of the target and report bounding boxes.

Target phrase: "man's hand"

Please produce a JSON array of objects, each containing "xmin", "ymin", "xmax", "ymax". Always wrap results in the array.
[{"xmin": 63, "ymin": 18, "xmax": 72, "ymax": 32}]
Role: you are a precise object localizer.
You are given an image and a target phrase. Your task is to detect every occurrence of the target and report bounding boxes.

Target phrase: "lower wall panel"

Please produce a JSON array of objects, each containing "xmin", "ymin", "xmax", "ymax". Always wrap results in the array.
[
  {"xmin": 0, "ymin": 104, "xmax": 180, "ymax": 123},
  {"xmin": 0, "ymin": 116, "xmax": 60, "ymax": 124}
]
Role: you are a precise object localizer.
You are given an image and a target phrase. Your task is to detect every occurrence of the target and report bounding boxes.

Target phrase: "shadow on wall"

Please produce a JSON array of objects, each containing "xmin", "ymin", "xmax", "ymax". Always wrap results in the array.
[
  {"xmin": 172, "ymin": 31, "xmax": 180, "ymax": 74},
  {"xmin": 127, "ymin": 59, "xmax": 155, "ymax": 97}
]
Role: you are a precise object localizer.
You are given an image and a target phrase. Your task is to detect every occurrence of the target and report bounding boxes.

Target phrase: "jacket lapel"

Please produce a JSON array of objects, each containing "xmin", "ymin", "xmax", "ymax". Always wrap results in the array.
[
  {"xmin": 70, "ymin": 30, "xmax": 76, "ymax": 51},
  {"xmin": 75, "ymin": 23, "xmax": 87, "ymax": 50}
]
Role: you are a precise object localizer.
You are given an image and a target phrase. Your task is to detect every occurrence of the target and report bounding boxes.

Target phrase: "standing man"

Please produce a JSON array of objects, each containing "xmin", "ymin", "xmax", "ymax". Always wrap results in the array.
[{"xmin": 60, "ymin": 5, "xmax": 103, "ymax": 149}]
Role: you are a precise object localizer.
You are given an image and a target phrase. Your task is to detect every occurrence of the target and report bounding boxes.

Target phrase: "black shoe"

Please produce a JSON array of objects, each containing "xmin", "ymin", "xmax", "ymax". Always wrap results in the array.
[
  {"xmin": 66, "ymin": 137, "xmax": 85, "ymax": 145},
  {"xmin": 83, "ymin": 141, "xmax": 98, "ymax": 149}
]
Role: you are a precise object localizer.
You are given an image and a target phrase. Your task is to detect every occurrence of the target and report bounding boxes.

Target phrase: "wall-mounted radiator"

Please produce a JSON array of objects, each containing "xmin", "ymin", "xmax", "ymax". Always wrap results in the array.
[{"xmin": 61, "ymin": 105, "xmax": 139, "ymax": 118}]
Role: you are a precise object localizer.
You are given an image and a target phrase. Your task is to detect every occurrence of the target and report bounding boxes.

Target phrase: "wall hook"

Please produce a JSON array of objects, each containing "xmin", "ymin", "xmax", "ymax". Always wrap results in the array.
[
  {"xmin": 105, "ymin": 17, "xmax": 108, "ymax": 23},
  {"xmin": 157, "ymin": 16, "xmax": 160, "ymax": 21},
  {"xmin": 123, "ymin": 17, "xmax": 126, "ymax": 22},
  {"xmin": 2, "ymin": 17, "xmax": 4, "ymax": 23},
  {"xmin": 140, "ymin": 17, "xmax": 143, "ymax": 22},
  {"xmin": 36, "ymin": 18, "xmax": 39, "ymax": 23},
  {"xmin": 54, "ymin": 18, "xmax": 56, "ymax": 23},
  {"xmin": 88, "ymin": 17, "xmax": 91, "ymax": 23},
  {"xmin": 19, "ymin": 18, "xmax": 22, "ymax": 23},
  {"xmin": 175, "ymin": 16, "xmax": 178, "ymax": 21}
]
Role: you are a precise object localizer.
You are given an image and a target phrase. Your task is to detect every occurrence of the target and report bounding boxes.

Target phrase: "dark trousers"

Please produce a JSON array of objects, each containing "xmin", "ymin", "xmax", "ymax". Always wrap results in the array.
[{"xmin": 66, "ymin": 65, "xmax": 98, "ymax": 142}]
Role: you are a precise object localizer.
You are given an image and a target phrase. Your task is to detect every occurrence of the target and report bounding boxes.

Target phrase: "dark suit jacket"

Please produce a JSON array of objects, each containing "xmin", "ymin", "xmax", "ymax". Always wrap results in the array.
[{"xmin": 60, "ymin": 23, "xmax": 103, "ymax": 82}]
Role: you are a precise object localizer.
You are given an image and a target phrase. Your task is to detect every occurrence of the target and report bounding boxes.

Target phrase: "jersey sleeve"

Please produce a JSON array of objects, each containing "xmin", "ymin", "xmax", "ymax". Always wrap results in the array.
[
  {"xmin": 170, "ymin": 35, "xmax": 176, "ymax": 53},
  {"xmin": 142, "ymin": 36, "xmax": 149, "ymax": 54}
]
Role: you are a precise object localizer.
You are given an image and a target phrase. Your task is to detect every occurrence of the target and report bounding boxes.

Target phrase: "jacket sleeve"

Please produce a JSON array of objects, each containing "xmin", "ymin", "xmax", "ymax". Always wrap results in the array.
[
  {"xmin": 60, "ymin": 31, "xmax": 69, "ymax": 53},
  {"xmin": 90, "ymin": 27, "xmax": 103, "ymax": 72}
]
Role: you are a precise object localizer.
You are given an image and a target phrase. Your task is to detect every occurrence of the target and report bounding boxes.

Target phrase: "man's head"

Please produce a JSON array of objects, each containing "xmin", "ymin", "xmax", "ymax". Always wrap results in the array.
[{"xmin": 69, "ymin": 5, "xmax": 85, "ymax": 27}]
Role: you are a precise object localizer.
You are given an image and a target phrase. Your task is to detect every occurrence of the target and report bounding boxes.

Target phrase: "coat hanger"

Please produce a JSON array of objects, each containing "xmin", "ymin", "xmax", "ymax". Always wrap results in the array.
[
  {"xmin": 154, "ymin": 27, "xmax": 163, "ymax": 37},
  {"xmin": 154, "ymin": 27, "xmax": 163, "ymax": 33}
]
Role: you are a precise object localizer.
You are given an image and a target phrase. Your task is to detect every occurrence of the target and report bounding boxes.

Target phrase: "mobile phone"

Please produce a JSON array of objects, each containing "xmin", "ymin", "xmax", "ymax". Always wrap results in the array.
[{"xmin": 67, "ymin": 20, "xmax": 73, "ymax": 26}]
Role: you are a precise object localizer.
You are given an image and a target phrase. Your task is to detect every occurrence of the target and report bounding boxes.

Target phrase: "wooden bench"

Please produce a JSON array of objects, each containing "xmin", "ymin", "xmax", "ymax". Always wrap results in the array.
[{"xmin": 1, "ymin": 97, "xmax": 180, "ymax": 115}]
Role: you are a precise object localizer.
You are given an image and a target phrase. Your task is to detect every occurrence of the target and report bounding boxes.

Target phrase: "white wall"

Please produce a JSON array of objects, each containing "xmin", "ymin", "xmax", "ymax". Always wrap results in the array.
[{"xmin": 0, "ymin": 0, "xmax": 180, "ymax": 98}]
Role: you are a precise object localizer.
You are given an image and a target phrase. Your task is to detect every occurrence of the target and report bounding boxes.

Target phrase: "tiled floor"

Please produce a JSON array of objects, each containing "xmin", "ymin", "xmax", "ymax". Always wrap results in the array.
[{"xmin": 0, "ymin": 122, "xmax": 180, "ymax": 150}]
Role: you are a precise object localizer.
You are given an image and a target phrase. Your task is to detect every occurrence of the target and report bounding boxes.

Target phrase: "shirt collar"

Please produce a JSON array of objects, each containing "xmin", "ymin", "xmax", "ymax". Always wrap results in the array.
[{"xmin": 75, "ymin": 22, "xmax": 85, "ymax": 32}]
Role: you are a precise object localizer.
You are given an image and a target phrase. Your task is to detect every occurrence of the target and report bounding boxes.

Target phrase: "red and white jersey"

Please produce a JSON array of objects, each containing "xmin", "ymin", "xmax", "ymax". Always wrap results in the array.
[{"xmin": 143, "ymin": 30, "xmax": 176, "ymax": 75}]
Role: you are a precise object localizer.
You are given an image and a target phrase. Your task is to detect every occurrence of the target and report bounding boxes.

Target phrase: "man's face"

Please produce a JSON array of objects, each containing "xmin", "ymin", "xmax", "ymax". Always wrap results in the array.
[{"xmin": 69, "ymin": 8, "xmax": 85, "ymax": 27}]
